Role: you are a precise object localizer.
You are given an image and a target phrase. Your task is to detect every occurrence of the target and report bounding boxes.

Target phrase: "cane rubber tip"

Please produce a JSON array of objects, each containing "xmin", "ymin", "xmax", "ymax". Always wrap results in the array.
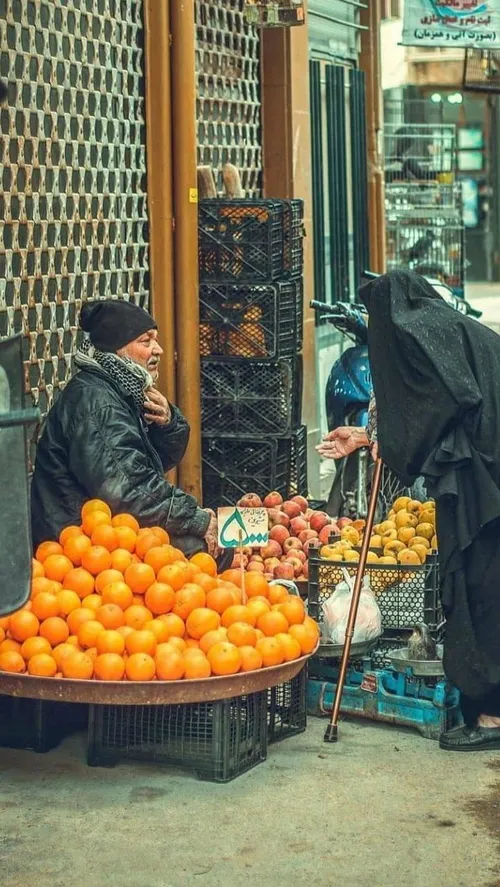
[{"xmin": 323, "ymin": 724, "xmax": 338, "ymax": 743}]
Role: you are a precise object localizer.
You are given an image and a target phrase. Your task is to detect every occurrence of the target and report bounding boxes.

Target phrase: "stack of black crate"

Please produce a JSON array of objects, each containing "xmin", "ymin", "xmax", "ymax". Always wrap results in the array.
[{"xmin": 198, "ymin": 198, "xmax": 307, "ymax": 510}]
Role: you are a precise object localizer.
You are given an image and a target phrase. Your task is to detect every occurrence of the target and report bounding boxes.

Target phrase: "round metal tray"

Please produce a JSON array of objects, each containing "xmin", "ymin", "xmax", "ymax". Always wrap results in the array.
[
  {"xmin": 387, "ymin": 645, "xmax": 445, "ymax": 677},
  {"xmin": 0, "ymin": 650, "xmax": 314, "ymax": 705},
  {"xmin": 314, "ymin": 623, "xmax": 379, "ymax": 660},
  {"xmin": 315, "ymin": 637, "xmax": 379, "ymax": 660}
]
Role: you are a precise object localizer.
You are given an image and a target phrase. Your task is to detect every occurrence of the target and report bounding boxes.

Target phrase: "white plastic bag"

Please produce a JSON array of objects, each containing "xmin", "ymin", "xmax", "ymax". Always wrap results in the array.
[{"xmin": 322, "ymin": 568, "xmax": 382, "ymax": 645}]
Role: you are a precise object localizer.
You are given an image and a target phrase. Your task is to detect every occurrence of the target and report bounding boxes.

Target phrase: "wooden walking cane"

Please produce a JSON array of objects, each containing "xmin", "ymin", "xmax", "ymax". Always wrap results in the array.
[{"xmin": 324, "ymin": 458, "xmax": 384, "ymax": 743}]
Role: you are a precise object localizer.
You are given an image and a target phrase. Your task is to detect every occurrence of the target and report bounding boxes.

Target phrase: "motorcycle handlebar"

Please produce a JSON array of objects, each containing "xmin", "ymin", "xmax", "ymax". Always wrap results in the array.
[{"xmin": 309, "ymin": 300, "xmax": 342, "ymax": 316}]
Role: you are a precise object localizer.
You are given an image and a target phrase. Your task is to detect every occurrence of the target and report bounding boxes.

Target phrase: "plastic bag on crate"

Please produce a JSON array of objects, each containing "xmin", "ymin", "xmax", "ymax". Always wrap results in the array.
[{"xmin": 322, "ymin": 568, "xmax": 382, "ymax": 645}]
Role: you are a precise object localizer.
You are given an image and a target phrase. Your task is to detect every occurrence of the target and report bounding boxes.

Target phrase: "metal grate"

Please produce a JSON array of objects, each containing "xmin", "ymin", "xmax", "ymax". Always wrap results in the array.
[
  {"xmin": 195, "ymin": 0, "xmax": 262, "ymax": 197},
  {"xmin": 384, "ymin": 123, "xmax": 457, "ymax": 183},
  {"xmin": 0, "ymin": 0, "xmax": 150, "ymax": 417},
  {"xmin": 385, "ymin": 182, "xmax": 462, "ymax": 214},
  {"xmin": 385, "ymin": 214, "xmax": 465, "ymax": 294},
  {"xmin": 463, "ymin": 49, "xmax": 500, "ymax": 94}
]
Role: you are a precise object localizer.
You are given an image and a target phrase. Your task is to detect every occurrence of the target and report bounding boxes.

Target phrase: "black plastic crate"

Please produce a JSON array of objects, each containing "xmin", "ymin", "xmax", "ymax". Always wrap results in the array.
[
  {"xmin": 202, "ymin": 435, "xmax": 291, "ymax": 509},
  {"xmin": 294, "ymin": 278, "xmax": 304, "ymax": 352},
  {"xmin": 87, "ymin": 693, "xmax": 268, "ymax": 782},
  {"xmin": 199, "ymin": 280, "xmax": 301, "ymax": 360},
  {"xmin": 288, "ymin": 424, "xmax": 308, "ymax": 497},
  {"xmin": 267, "ymin": 668, "xmax": 307, "ymax": 743},
  {"xmin": 199, "ymin": 199, "xmax": 285, "ymax": 284},
  {"xmin": 0, "ymin": 696, "xmax": 88, "ymax": 753},
  {"xmin": 292, "ymin": 354, "xmax": 303, "ymax": 429},
  {"xmin": 201, "ymin": 357, "xmax": 298, "ymax": 437},
  {"xmin": 307, "ymin": 550, "xmax": 441, "ymax": 631},
  {"xmin": 283, "ymin": 199, "xmax": 304, "ymax": 281}
]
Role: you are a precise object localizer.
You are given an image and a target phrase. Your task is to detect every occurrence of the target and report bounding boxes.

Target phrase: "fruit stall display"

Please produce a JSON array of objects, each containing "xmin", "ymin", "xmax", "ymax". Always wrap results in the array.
[
  {"xmin": 0, "ymin": 499, "xmax": 319, "ymax": 685},
  {"xmin": 318, "ymin": 496, "xmax": 437, "ymax": 566},
  {"xmin": 230, "ymin": 491, "xmax": 343, "ymax": 583},
  {"xmin": 307, "ymin": 495, "xmax": 441, "ymax": 669}
]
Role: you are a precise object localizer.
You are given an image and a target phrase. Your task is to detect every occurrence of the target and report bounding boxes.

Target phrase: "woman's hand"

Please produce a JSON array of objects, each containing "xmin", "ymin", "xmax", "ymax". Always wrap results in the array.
[{"xmin": 316, "ymin": 426, "xmax": 369, "ymax": 460}]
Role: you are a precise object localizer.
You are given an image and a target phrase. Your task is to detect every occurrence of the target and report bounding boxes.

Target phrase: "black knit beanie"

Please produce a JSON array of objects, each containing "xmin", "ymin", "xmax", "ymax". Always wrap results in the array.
[{"xmin": 80, "ymin": 300, "xmax": 157, "ymax": 352}]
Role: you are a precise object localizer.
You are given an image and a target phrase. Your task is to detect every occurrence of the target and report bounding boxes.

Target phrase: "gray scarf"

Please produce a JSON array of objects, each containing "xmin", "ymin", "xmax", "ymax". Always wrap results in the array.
[{"xmin": 75, "ymin": 338, "xmax": 154, "ymax": 415}]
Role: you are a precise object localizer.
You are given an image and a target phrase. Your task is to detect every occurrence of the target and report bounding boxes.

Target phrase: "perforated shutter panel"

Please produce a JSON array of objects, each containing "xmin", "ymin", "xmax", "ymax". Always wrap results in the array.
[
  {"xmin": 195, "ymin": 0, "xmax": 262, "ymax": 197},
  {"xmin": 0, "ymin": 0, "xmax": 150, "ymax": 416}
]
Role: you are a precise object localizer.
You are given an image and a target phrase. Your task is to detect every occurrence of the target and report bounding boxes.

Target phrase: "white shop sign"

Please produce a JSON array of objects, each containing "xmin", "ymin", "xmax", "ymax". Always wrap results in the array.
[{"xmin": 402, "ymin": 0, "xmax": 500, "ymax": 48}]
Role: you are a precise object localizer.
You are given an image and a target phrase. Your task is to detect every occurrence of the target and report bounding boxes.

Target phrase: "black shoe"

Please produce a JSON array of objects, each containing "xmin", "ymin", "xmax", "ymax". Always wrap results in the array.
[{"xmin": 439, "ymin": 724, "xmax": 500, "ymax": 752}]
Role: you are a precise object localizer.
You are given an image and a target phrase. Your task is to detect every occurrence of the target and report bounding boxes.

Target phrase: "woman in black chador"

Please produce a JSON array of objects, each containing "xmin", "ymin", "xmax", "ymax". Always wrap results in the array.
[{"xmin": 360, "ymin": 269, "xmax": 500, "ymax": 751}]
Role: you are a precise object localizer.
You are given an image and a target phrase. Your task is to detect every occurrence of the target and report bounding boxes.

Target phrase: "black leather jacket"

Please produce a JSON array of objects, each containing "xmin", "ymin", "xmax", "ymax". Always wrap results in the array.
[{"xmin": 31, "ymin": 365, "xmax": 210, "ymax": 546}]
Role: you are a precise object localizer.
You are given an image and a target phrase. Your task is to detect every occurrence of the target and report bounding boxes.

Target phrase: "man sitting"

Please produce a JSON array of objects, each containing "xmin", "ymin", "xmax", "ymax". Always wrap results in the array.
[{"xmin": 31, "ymin": 298, "xmax": 219, "ymax": 560}]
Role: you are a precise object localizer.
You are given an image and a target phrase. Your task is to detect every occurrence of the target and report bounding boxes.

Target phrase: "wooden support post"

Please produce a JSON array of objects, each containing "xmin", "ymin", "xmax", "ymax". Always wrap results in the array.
[
  {"xmin": 143, "ymin": 0, "xmax": 176, "ymax": 402},
  {"xmin": 170, "ymin": 1, "xmax": 202, "ymax": 501}
]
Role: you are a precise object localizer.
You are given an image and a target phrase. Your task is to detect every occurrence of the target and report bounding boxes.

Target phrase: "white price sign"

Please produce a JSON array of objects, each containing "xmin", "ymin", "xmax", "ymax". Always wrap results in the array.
[{"xmin": 217, "ymin": 507, "xmax": 269, "ymax": 549}]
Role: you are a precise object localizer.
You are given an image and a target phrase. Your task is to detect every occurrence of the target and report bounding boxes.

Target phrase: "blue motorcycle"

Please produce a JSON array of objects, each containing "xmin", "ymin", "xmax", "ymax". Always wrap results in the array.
[{"xmin": 311, "ymin": 275, "xmax": 482, "ymax": 519}]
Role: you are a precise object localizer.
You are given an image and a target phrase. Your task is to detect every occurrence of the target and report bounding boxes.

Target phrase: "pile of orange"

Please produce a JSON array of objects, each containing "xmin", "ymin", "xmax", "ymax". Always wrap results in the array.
[{"xmin": 0, "ymin": 500, "xmax": 319, "ymax": 683}]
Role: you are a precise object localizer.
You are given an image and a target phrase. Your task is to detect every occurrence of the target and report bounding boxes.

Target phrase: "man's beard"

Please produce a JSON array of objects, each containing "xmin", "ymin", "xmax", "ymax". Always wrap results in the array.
[{"xmin": 147, "ymin": 361, "xmax": 159, "ymax": 381}]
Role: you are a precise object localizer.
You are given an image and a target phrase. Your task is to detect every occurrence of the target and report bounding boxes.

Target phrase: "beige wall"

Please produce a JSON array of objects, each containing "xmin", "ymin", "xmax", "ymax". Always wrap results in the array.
[{"xmin": 262, "ymin": 14, "xmax": 321, "ymax": 497}]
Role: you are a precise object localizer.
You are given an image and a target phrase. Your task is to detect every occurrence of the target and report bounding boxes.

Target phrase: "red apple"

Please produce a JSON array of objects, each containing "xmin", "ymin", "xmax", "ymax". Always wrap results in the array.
[
  {"xmin": 261, "ymin": 540, "xmax": 283, "ymax": 560},
  {"xmin": 268, "ymin": 508, "xmax": 291, "ymax": 529},
  {"xmin": 282, "ymin": 501, "xmax": 302, "ymax": 519},
  {"xmin": 250, "ymin": 554, "xmax": 264, "ymax": 563},
  {"xmin": 302, "ymin": 538, "xmax": 319, "ymax": 557},
  {"xmin": 237, "ymin": 493, "xmax": 263, "ymax": 508},
  {"xmin": 273, "ymin": 562, "xmax": 295, "ymax": 580},
  {"xmin": 231, "ymin": 553, "xmax": 248, "ymax": 568},
  {"xmin": 298, "ymin": 528, "xmax": 318, "ymax": 545},
  {"xmin": 269, "ymin": 525, "xmax": 290, "ymax": 546},
  {"xmin": 288, "ymin": 549, "xmax": 306, "ymax": 564},
  {"xmin": 337, "ymin": 517, "xmax": 353, "ymax": 529},
  {"xmin": 303, "ymin": 560, "xmax": 309, "ymax": 579},
  {"xmin": 284, "ymin": 556, "xmax": 304, "ymax": 578},
  {"xmin": 318, "ymin": 525, "xmax": 337, "ymax": 545},
  {"xmin": 291, "ymin": 495, "xmax": 309, "ymax": 513},
  {"xmin": 263, "ymin": 491, "xmax": 284, "ymax": 508},
  {"xmin": 290, "ymin": 516, "xmax": 308, "ymax": 535},
  {"xmin": 283, "ymin": 537, "xmax": 303, "ymax": 553},
  {"xmin": 264, "ymin": 572, "xmax": 274, "ymax": 581},
  {"xmin": 247, "ymin": 561, "xmax": 265, "ymax": 573},
  {"xmin": 309, "ymin": 511, "xmax": 331, "ymax": 533},
  {"xmin": 264, "ymin": 557, "xmax": 281, "ymax": 571},
  {"xmin": 305, "ymin": 508, "xmax": 314, "ymax": 519}
]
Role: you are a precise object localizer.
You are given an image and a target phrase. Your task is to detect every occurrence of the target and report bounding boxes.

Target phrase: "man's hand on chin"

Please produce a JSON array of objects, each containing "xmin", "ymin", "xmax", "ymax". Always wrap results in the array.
[{"xmin": 144, "ymin": 387, "xmax": 172, "ymax": 426}]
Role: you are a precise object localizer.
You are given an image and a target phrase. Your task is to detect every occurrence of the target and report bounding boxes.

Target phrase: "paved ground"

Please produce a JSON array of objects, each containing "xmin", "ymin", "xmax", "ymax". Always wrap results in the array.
[
  {"xmin": 1, "ymin": 715, "xmax": 499, "ymax": 887},
  {"xmin": 467, "ymin": 282, "xmax": 500, "ymax": 335}
]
